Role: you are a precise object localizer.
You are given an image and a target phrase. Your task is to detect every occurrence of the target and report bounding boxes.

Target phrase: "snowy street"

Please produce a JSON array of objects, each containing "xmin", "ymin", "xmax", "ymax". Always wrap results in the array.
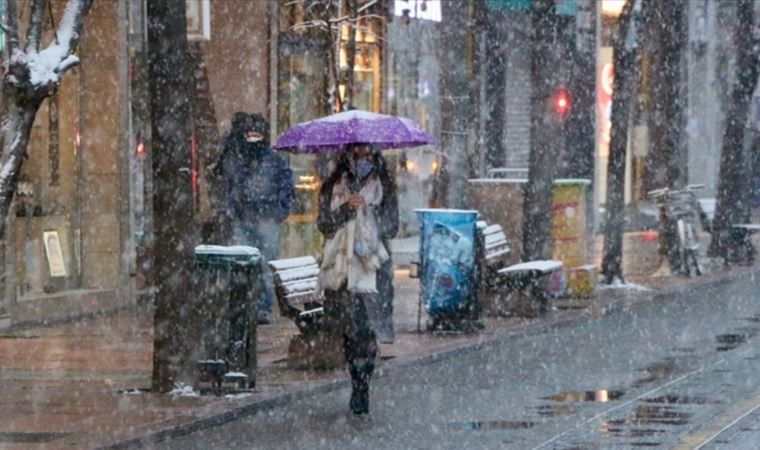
[{"xmin": 161, "ymin": 270, "xmax": 760, "ymax": 449}]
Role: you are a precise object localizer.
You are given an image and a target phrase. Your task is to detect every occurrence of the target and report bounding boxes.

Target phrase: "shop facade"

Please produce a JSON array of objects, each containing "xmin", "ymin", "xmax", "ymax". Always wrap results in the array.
[{"xmin": 1, "ymin": 0, "xmax": 437, "ymax": 325}]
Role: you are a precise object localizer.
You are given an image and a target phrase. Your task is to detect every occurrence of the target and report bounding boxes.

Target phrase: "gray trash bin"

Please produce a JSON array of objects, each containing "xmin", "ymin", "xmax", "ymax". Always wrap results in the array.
[{"xmin": 194, "ymin": 245, "xmax": 261, "ymax": 392}]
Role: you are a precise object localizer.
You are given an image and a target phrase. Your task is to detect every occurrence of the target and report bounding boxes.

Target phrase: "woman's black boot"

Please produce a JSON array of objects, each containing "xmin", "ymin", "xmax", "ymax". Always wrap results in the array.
[{"xmin": 350, "ymin": 382, "xmax": 369, "ymax": 415}]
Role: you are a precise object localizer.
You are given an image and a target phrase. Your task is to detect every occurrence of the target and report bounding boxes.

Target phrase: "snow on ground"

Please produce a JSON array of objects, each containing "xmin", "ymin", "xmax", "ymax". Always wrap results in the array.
[
  {"xmin": 170, "ymin": 383, "xmax": 200, "ymax": 397},
  {"xmin": 224, "ymin": 393, "xmax": 253, "ymax": 400},
  {"xmin": 598, "ymin": 278, "xmax": 651, "ymax": 291}
]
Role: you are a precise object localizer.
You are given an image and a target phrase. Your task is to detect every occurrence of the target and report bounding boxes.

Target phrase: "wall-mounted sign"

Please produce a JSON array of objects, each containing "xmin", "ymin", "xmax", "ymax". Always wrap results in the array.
[
  {"xmin": 485, "ymin": 0, "xmax": 576, "ymax": 15},
  {"xmin": 187, "ymin": 0, "xmax": 211, "ymax": 41},
  {"xmin": 43, "ymin": 230, "xmax": 66, "ymax": 277}
]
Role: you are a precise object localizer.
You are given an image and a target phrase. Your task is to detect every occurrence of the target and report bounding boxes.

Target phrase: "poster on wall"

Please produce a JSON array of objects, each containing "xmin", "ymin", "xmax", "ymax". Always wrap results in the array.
[
  {"xmin": 43, "ymin": 231, "xmax": 67, "ymax": 277},
  {"xmin": 187, "ymin": 0, "xmax": 211, "ymax": 41}
]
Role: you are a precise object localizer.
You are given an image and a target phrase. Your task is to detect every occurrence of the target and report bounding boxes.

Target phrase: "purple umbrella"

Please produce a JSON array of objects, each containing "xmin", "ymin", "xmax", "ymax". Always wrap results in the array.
[{"xmin": 272, "ymin": 110, "xmax": 437, "ymax": 153}]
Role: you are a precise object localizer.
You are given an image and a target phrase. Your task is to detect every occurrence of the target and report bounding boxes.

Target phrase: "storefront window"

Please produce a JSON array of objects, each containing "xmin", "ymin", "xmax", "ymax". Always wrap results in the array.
[
  {"xmin": 14, "ymin": 88, "xmax": 80, "ymax": 297},
  {"xmin": 276, "ymin": 0, "xmax": 385, "ymax": 258}
]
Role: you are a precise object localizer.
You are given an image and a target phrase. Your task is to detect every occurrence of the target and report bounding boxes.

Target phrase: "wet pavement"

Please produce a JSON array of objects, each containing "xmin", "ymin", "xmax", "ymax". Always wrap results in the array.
[
  {"xmin": 0, "ymin": 232, "xmax": 757, "ymax": 448},
  {"xmin": 159, "ymin": 267, "xmax": 760, "ymax": 449}
]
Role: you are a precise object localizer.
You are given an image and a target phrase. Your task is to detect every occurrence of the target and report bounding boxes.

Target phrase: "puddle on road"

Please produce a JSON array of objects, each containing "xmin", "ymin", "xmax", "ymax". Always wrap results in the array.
[
  {"xmin": 716, "ymin": 333, "xmax": 748, "ymax": 351},
  {"xmin": 605, "ymin": 405, "xmax": 693, "ymax": 427},
  {"xmin": 641, "ymin": 394, "xmax": 716, "ymax": 405},
  {"xmin": 601, "ymin": 427, "xmax": 666, "ymax": 438},
  {"xmin": 535, "ymin": 404, "xmax": 576, "ymax": 417},
  {"xmin": 544, "ymin": 390, "xmax": 625, "ymax": 403},
  {"xmin": 451, "ymin": 420, "xmax": 536, "ymax": 431},
  {"xmin": 669, "ymin": 346, "xmax": 696, "ymax": 354},
  {"xmin": 716, "ymin": 327, "xmax": 760, "ymax": 351},
  {"xmin": 634, "ymin": 360, "xmax": 677, "ymax": 387}
]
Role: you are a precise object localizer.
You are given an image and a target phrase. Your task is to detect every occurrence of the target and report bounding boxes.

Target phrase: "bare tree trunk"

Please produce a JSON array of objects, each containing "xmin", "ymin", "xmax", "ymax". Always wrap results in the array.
[
  {"xmin": 0, "ymin": 104, "xmax": 39, "ymax": 240},
  {"xmin": 467, "ymin": 0, "xmax": 486, "ymax": 179},
  {"xmin": 662, "ymin": 1, "xmax": 687, "ymax": 189},
  {"xmin": 0, "ymin": 0, "xmax": 94, "ymax": 241},
  {"xmin": 709, "ymin": 0, "xmax": 760, "ymax": 262},
  {"xmin": 147, "ymin": 0, "xmax": 198, "ymax": 393},
  {"xmin": 343, "ymin": 0, "xmax": 358, "ymax": 110},
  {"xmin": 644, "ymin": 0, "xmax": 687, "ymax": 193},
  {"xmin": 601, "ymin": 1, "xmax": 637, "ymax": 284},
  {"xmin": 437, "ymin": 0, "xmax": 473, "ymax": 209},
  {"xmin": 318, "ymin": 2, "xmax": 343, "ymax": 112},
  {"xmin": 566, "ymin": 0, "xmax": 596, "ymax": 181},
  {"xmin": 483, "ymin": 11, "xmax": 506, "ymax": 171},
  {"xmin": 522, "ymin": 0, "xmax": 559, "ymax": 261}
]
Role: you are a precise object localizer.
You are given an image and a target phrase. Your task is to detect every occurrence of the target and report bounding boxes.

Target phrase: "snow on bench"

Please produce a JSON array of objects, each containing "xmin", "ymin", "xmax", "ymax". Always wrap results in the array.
[
  {"xmin": 498, "ymin": 260, "xmax": 563, "ymax": 276},
  {"xmin": 269, "ymin": 257, "xmax": 323, "ymax": 333},
  {"xmin": 269, "ymin": 256, "xmax": 318, "ymax": 271},
  {"xmin": 732, "ymin": 224, "xmax": 760, "ymax": 231}
]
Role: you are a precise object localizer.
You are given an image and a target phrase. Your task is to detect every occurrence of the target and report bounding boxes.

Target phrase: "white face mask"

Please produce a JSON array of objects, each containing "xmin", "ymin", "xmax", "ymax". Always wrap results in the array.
[{"xmin": 246, "ymin": 136, "xmax": 263, "ymax": 143}]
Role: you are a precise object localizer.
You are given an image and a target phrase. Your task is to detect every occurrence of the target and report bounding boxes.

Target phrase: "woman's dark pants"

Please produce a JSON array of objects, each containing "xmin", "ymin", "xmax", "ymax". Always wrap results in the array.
[{"xmin": 324, "ymin": 288, "xmax": 378, "ymax": 413}]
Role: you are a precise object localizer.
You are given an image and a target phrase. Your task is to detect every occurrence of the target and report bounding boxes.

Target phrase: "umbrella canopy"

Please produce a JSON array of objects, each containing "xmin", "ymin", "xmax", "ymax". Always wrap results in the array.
[{"xmin": 272, "ymin": 110, "xmax": 437, "ymax": 154}]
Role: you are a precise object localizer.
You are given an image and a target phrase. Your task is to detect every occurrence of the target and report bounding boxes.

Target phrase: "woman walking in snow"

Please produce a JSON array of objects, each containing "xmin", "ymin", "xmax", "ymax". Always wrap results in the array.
[{"xmin": 316, "ymin": 143, "xmax": 399, "ymax": 415}]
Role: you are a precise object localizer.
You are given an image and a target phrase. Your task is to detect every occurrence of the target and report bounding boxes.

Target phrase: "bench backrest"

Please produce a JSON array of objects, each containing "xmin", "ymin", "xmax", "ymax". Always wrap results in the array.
[
  {"xmin": 477, "ymin": 222, "xmax": 511, "ymax": 271},
  {"xmin": 268, "ymin": 256, "xmax": 321, "ymax": 321}
]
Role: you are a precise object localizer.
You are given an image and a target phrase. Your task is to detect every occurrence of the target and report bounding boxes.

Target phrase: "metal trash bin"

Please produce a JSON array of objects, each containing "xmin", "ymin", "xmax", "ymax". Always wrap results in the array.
[
  {"xmin": 414, "ymin": 209, "xmax": 480, "ymax": 330},
  {"xmin": 194, "ymin": 245, "xmax": 261, "ymax": 392}
]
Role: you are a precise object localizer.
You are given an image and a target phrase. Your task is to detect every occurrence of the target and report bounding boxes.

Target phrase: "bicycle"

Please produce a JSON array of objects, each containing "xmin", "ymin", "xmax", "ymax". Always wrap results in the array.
[{"xmin": 647, "ymin": 184, "xmax": 709, "ymax": 277}]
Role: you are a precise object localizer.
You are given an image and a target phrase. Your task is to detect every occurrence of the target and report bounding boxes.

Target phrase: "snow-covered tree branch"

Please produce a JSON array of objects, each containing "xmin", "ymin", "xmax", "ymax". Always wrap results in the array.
[
  {"xmin": 0, "ymin": 0, "xmax": 94, "ymax": 240},
  {"xmin": 288, "ymin": 0, "xmax": 384, "ymax": 112}
]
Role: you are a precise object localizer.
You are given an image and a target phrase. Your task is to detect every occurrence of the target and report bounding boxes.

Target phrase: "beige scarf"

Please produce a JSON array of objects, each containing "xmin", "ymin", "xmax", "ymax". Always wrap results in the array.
[{"xmin": 317, "ymin": 174, "xmax": 389, "ymax": 294}]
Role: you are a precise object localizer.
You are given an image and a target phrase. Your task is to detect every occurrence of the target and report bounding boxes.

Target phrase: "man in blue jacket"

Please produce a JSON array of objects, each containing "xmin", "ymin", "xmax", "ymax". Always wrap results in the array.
[{"xmin": 217, "ymin": 112, "xmax": 294, "ymax": 324}]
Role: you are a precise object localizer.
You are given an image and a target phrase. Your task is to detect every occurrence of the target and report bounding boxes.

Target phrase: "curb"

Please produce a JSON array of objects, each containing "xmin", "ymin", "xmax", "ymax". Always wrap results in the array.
[{"xmin": 100, "ymin": 265, "xmax": 760, "ymax": 449}]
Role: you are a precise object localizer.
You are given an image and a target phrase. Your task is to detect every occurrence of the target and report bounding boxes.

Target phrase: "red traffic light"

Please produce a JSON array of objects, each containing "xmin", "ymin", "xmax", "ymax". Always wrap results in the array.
[{"xmin": 553, "ymin": 88, "xmax": 571, "ymax": 118}]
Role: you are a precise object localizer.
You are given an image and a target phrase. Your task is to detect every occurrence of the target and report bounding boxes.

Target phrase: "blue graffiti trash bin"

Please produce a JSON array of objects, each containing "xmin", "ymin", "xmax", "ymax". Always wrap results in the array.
[
  {"xmin": 414, "ymin": 209, "xmax": 479, "ymax": 330},
  {"xmin": 194, "ymin": 245, "xmax": 261, "ymax": 393}
]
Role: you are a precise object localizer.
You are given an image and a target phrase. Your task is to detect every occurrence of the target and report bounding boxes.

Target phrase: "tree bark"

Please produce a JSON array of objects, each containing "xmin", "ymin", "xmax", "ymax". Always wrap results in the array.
[
  {"xmin": 0, "ymin": 104, "xmax": 40, "ymax": 239},
  {"xmin": 436, "ymin": 0, "xmax": 473, "ymax": 209},
  {"xmin": 147, "ymin": 0, "xmax": 198, "ymax": 393},
  {"xmin": 601, "ymin": 1, "xmax": 637, "ymax": 284},
  {"xmin": 565, "ymin": 0, "xmax": 596, "ymax": 181},
  {"xmin": 522, "ymin": 0, "xmax": 559, "ymax": 261},
  {"xmin": 708, "ymin": 0, "xmax": 760, "ymax": 262},
  {"xmin": 343, "ymin": 0, "xmax": 358, "ymax": 110},
  {"xmin": 0, "ymin": 0, "xmax": 93, "ymax": 241},
  {"xmin": 483, "ymin": 12, "xmax": 507, "ymax": 171},
  {"xmin": 644, "ymin": 0, "xmax": 687, "ymax": 193}
]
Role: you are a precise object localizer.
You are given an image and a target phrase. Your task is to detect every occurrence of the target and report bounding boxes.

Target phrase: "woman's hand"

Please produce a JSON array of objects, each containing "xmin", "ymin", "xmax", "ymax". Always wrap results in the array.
[{"xmin": 346, "ymin": 193, "xmax": 367, "ymax": 209}]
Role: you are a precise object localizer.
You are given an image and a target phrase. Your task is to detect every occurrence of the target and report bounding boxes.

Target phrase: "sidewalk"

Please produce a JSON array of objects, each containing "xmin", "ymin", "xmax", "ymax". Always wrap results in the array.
[{"xmin": 0, "ymin": 233, "xmax": 756, "ymax": 449}]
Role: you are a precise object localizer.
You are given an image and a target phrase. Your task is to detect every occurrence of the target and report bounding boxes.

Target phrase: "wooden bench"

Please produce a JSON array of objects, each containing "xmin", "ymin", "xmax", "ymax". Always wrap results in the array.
[
  {"xmin": 268, "ymin": 256, "xmax": 323, "ymax": 335},
  {"xmin": 476, "ymin": 221, "xmax": 513, "ymax": 288},
  {"xmin": 268, "ymin": 256, "xmax": 347, "ymax": 370},
  {"xmin": 475, "ymin": 221, "xmax": 563, "ymax": 317}
]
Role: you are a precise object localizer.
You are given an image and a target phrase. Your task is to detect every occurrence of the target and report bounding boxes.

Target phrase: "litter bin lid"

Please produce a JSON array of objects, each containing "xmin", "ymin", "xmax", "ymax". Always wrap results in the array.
[
  {"xmin": 553, "ymin": 178, "xmax": 592, "ymax": 185},
  {"xmin": 194, "ymin": 245, "xmax": 261, "ymax": 266}
]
